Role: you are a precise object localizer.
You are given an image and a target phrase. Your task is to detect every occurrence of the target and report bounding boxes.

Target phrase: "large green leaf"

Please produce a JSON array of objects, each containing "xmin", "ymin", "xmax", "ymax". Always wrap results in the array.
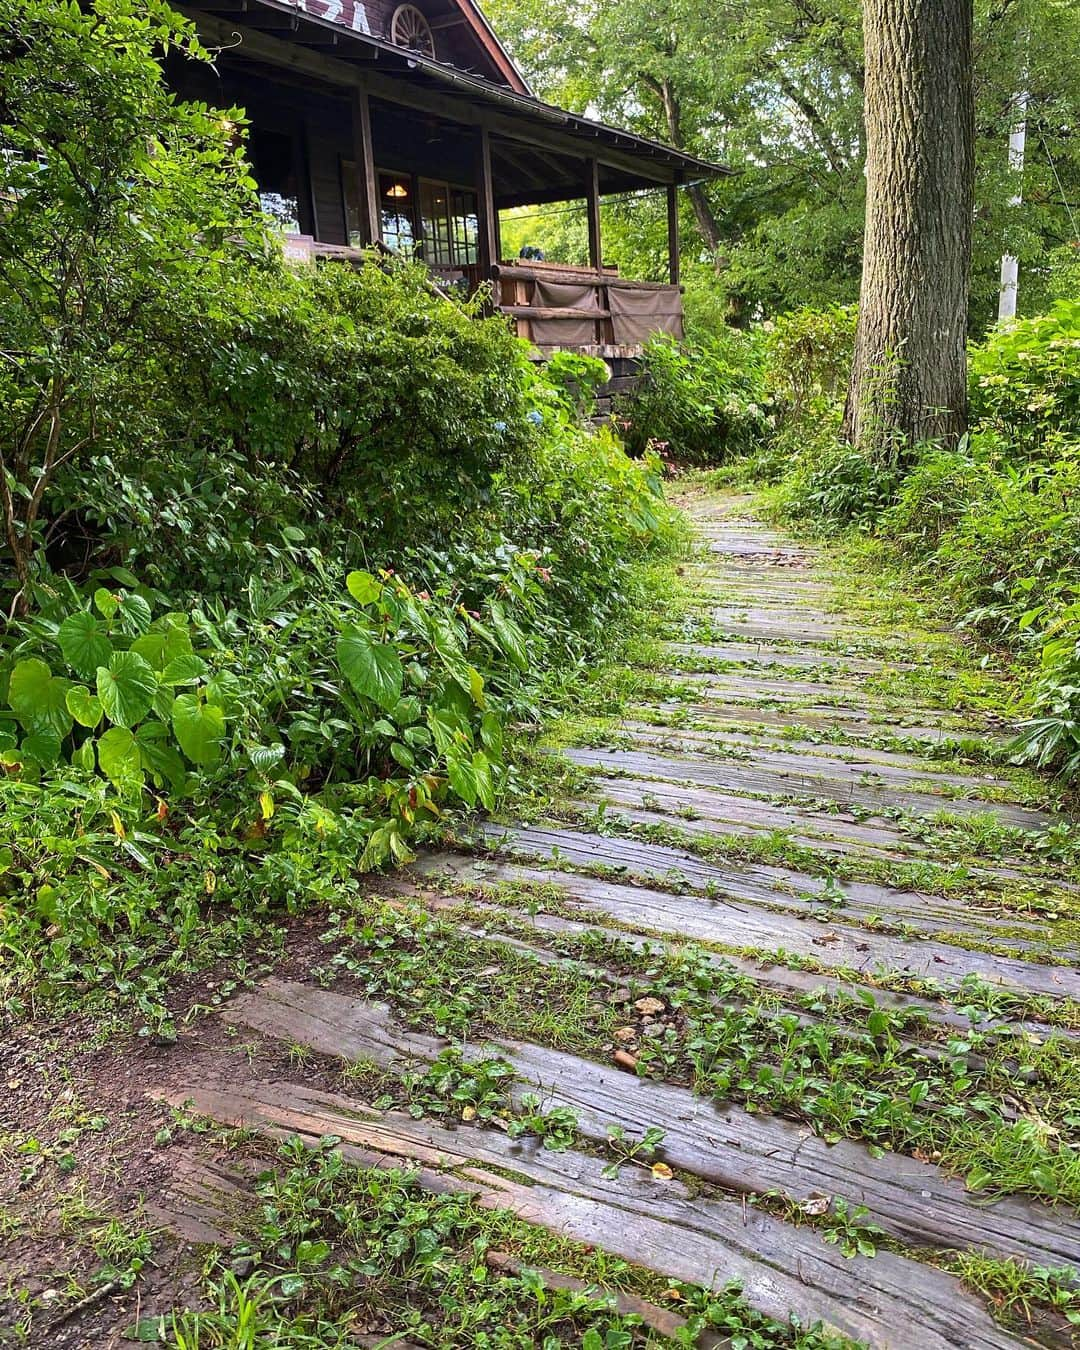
[
  {"xmin": 489, "ymin": 600, "xmax": 528, "ymax": 671},
  {"xmin": 66, "ymin": 684, "xmax": 104, "ymax": 729},
  {"xmin": 57, "ymin": 611, "xmax": 113, "ymax": 679},
  {"xmin": 97, "ymin": 725, "xmax": 143, "ymax": 787},
  {"xmin": 8, "ymin": 659, "xmax": 73, "ymax": 740},
  {"xmin": 97, "ymin": 651, "xmax": 157, "ymax": 728},
  {"xmin": 131, "ymin": 622, "xmax": 193, "ymax": 672},
  {"xmin": 336, "ymin": 626, "xmax": 404, "ymax": 712},
  {"xmin": 346, "ymin": 570, "xmax": 382, "ymax": 606},
  {"xmin": 22, "ymin": 730, "xmax": 62, "ymax": 768},
  {"xmin": 171, "ymin": 693, "xmax": 225, "ymax": 766},
  {"xmin": 159, "ymin": 652, "xmax": 207, "ymax": 685}
]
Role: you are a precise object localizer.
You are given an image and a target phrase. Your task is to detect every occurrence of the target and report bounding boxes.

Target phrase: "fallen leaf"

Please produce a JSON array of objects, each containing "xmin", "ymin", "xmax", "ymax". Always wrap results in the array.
[
  {"xmin": 614, "ymin": 1026, "xmax": 636, "ymax": 1042},
  {"xmin": 650, "ymin": 1161, "xmax": 674, "ymax": 1181},
  {"xmin": 613, "ymin": 1049, "xmax": 638, "ymax": 1071},
  {"xmin": 461, "ymin": 1106, "xmax": 477, "ymax": 1122},
  {"xmin": 662, "ymin": 1287, "xmax": 682, "ymax": 1301},
  {"xmin": 634, "ymin": 996, "xmax": 665, "ymax": 1016},
  {"xmin": 801, "ymin": 1193, "xmax": 831, "ymax": 1217}
]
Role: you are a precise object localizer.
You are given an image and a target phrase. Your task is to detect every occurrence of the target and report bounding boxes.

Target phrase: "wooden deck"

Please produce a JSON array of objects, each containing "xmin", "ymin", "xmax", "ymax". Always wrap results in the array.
[{"xmin": 152, "ymin": 494, "xmax": 1080, "ymax": 1347}]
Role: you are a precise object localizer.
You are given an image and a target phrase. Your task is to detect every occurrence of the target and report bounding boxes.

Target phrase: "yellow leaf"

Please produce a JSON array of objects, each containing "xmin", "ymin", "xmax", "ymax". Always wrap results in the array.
[
  {"xmin": 461, "ymin": 1105, "xmax": 477, "ymax": 1122},
  {"xmin": 109, "ymin": 810, "xmax": 126, "ymax": 840},
  {"xmin": 204, "ymin": 870, "xmax": 217, "ymax": 895},
  {"xmin": 259, "ymin": 790, "xmax": 274, "ymax": 821},
  {"xmin": 650, "ymin": 1161, "xmax": 674, "ymax": 1181}
]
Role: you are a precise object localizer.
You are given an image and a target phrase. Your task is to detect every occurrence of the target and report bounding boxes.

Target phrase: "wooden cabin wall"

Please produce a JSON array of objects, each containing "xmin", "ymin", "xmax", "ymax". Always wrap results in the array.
[{"xmin": 165, "ymin": 53, "xmax": 354, "ymax": 246}]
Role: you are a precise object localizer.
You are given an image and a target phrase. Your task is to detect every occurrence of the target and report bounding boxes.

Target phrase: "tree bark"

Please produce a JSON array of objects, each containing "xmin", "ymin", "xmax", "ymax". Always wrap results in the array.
[
  {"xmin": 842, "ymin": 0, "xmax": 974, "ymax": 453},
  {"xmin": 643, "ymin": 74, "xmax": 724, "ymax": 255}
]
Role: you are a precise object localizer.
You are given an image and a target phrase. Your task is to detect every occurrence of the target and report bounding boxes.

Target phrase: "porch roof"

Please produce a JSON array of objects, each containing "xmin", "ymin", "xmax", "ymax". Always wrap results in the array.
[{"xmin": 186, "ymin": 0, "xmax": 730, "ymax": 204}]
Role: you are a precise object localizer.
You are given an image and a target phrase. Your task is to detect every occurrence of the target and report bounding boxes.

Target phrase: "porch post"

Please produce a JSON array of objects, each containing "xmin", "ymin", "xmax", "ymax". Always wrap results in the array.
[
  {"xmin": 667, "ymin": 183, "xmax": 680, "ymax": 287},
  {"xmin": 351, "ymin": 87, "xmax": 380, "ymax": 246},
  {"xmin": 586, "ymin": 157, "xmax": 602, "ymax": 272},
  {"xmin": 477, "ymin": 125, "xmax": 500, "ymax": 274}
]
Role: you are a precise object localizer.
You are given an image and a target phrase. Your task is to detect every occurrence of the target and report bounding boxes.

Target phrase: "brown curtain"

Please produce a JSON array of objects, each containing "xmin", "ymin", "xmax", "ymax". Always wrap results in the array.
[
  {"xmin": 608, "ymin": 284, "xmax": 684, "ymax": 343},
  {"xmin": 529, "ymin": 279, "xmax": 599, "ymax": 346}
]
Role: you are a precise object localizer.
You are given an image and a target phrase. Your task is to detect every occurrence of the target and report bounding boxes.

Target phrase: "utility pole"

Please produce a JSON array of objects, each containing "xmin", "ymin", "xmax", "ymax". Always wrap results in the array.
[{"xmin": 997, "ymin": 90, "xmax": 1028, "ymax": 321}]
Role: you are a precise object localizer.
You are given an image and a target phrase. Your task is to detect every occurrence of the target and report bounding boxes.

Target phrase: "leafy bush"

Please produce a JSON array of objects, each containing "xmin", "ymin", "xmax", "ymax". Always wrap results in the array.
[
  {"xmin": 764, "ymin": 305, "xmax": 856, "ymax": 425},
  {"xmin": 542, "ymin": 349, "xmax": 610, "ymax": 418},
  {"xmin": 618, "ymin": 331, "xmax": 771, "ymax": 464},
  {"xmin": 970, "ymin": 301, "xmax": 1080, "ymax": 452},
  {"xmin": 0, "ymin": 0, "xmax": 263, "ymax": 615}
]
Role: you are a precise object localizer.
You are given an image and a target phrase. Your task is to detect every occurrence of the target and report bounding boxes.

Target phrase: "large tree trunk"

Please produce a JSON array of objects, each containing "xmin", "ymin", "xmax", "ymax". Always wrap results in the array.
[{"xmin": 842, "ymin": 0, "xmax": 974, "ymax": 454}]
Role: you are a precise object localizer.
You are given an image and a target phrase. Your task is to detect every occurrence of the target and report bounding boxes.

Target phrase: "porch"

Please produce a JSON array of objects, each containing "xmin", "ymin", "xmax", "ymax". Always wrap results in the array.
[{"xmin": 173, "ymin": 0, "xmax": 722, "ymax": 354}]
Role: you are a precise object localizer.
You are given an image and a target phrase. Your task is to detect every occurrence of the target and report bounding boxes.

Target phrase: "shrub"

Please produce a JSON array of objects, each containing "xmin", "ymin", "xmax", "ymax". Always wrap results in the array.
[
  {"xmin": 618, "ymin": 331, "xmax": 771, "ymax": 464},
  {"xmin": 970, "ymin": 300, "xmax": 1080, "ymax": 452},
  {"xmin": 0, "ymin": 0, "xmax": 264, "ymax": 615},
  {"xmin": 765, "ymin": 305, "xmax": 857, "ymax": 426}
]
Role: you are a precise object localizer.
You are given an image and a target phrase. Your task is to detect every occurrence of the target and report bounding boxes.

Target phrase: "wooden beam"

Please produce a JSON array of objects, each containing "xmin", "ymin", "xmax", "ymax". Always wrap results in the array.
[
  {"xmin": 500, "ymin": 305, "xmax": 612, "ymax": 320},
  {"xmin": 180, "ymin": 8, "xmax": 680, "ymax": 183},
  {"xmin": 351, "ymin": 88, "xmax": 380, "ymax": 245},
  {"xmin": 586, "ymin": 157, "xmax": 602, "ymax": 271},
  {"xmin": 477, "ymin": 126, "xmax": 499, "ymax": 272},
  {"xmin": 667, "ymin": 183, "xmax": 680, "ymax": 288}
]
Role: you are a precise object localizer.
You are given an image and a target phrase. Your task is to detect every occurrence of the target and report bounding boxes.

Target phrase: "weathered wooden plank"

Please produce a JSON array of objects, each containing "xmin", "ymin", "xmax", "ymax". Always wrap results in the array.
[
  {"xmin": 396, "ymin": 870, "xmax": 1078, "ymax": 1041},
  {"xmin": 157, "ymin": 1072, "xmax": 1028, "ymax": 1349},
  {"xmin": 216, "ymin": 982, "xmax": 1080, "ymax": 1282},
  {"xmin": 663, "ymin": 641, "xmax": 897, "ymax": 674},
  {"xmin": 641, "ymin": 701, "xmax": 1001, "ymax": 747},
  {"xmin": 431, "ymin": 840, "xmax": 1080, "ymax": 997},
  {"xmin": 618, "ymin": 721, "xmax": 1021, "ymax": 786},
  {"xmin": 562, "ymin": 746, "xmax": 1056, "ymax": 830},
  {"xmin": 575, "ymin": 777, "xmax": 913, "ymax": 853}
]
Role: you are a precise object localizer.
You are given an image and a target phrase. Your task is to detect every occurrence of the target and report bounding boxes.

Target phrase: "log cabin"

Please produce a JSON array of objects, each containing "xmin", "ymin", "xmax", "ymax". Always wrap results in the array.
[{"xmin": 169, "ymin": 0, "xmax": 726, "ymax": 379}]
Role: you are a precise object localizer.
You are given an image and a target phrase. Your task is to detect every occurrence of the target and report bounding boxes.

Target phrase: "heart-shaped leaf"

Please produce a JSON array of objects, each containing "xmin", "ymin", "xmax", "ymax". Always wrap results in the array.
[
  {"xmin": 8, "ymin": 659, "xmax": 73, "ymax": 740},
  {"xmin": 172, "ymin": 693, "xmax": 225, "ymax": 765},
  {"xmin": 336, "ymin": 626, "xmax": 404, "ymax": 712},
  {"xmin": 97, "ymin": 726, "xmax": 143, "ymax": 787},
  {"xmin": 57, "ymin": 612, "xmax": 113, "ymax": 679},
  {"xmin": 346, "ymin": 570, "xmax": 382, "ymax": 606},
  {"xmin": 159, "ymin": 652, "xmax": 208, "ymax": 685},
  {"xmin": 97, "ymin": 651, "xmax": 157, "ymax": 728},
  {"xmin": 65, "ymin": 685, "xmax": 104, "ymax": 729}
]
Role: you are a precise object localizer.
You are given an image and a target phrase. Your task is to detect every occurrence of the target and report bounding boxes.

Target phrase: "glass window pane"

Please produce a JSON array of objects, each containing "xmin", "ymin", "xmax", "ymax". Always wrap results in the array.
[
  {"xmin": 378, "ymin": 171, "xmax": 414, "ymax": 253},
  {"xmin": 420, "ymin": 179, "xmax": 452, "ymax": 265}
]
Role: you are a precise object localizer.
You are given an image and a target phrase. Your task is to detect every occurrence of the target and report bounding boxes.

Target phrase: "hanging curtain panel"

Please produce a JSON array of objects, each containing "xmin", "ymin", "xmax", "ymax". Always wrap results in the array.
[
  {"xmin": 608, "ymin": 284, "xmax": 684, "ymax": 343},
  {"xmin": 529, "ymin": 279, "xmax": 600, "ymax": 346}
]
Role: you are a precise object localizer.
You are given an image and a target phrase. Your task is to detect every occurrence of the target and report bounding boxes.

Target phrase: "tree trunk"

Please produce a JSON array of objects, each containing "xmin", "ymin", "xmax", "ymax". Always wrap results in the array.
[
  {"xmin": 648, "ymin": 75, "xmax": 724, "ymax": 256},
  {"xmin": 842, "ymin": 0, "xmax": 974, "ymax": 454}
]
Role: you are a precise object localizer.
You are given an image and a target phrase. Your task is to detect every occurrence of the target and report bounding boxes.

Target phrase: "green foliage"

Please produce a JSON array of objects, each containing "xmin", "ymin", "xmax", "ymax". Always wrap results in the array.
[
  {"xmin": 970, "ymin": 300, "xmax": 1080, "ymax": 452},
  {"xmin": 543, "ymin": 350, "xmax": 611, "ymax": 418},
  {"xmin": 746, "ymin": 299, "xmax": 1080, "ymax": 781},
  {"xmin": 765, "ymin": 306, "xmax": 857, "ymax": 424},
  {"xmin": 619, "ymin": 332, "xmax": 771, "ymax": 464},
  {"xmin": 142, "ymin": 1135, "xmax": 848, "ymax": 1348},
  {"xmin": 0, "ymin": 0, "xmax": 264, "ymax": 612}
]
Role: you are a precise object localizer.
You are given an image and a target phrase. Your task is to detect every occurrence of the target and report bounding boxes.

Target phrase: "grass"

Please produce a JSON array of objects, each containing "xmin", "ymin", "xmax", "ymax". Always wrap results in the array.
[
  {"xmin": 144, "ymin": 1135, "xmax": 857, "ymax": 1349},
  {"xmin": 309, "ymin": 887, "xmax": 1080, "ymax": 1212}
]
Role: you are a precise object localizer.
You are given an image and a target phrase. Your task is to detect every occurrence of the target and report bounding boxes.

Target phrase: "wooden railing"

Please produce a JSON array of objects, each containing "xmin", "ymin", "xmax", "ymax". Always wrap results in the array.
[{"xmin": 491, "ymin": 260, "xmax": 684, "ymax": 350}]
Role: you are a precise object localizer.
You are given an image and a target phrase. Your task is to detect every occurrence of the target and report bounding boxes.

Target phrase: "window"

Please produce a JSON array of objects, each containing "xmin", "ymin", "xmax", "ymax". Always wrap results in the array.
[
  {"xmin": 249, "ymin": 127, "xmax": 302, "ymax": 235},
  {"xmin": 378, "ymin": 171, "xmax": 415, "ymax": 254},
  {"xmin": 420, "ymin": 178, "xmax": 478, "ymax": 266}
]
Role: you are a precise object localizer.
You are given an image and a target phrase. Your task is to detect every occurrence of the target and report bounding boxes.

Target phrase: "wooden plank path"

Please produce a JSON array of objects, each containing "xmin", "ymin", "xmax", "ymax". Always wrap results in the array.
[{"xmin": 159, "ymin": 495, "xmax": 1080, "ymax": 1348}]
